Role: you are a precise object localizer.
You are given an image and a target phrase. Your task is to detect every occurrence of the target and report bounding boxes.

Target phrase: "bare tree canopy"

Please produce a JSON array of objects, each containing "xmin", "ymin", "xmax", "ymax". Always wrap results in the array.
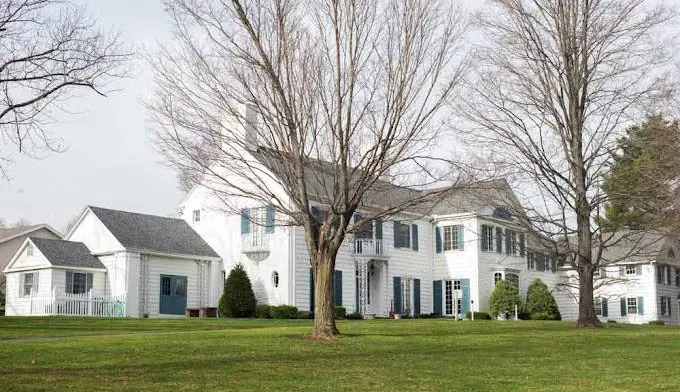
[
  {"xmin": 0, "ymin": 0, "xmax": 131, "ymax": 177},
  {"xmin": 150, "ymin": 0, "xmax": 470, "ymax": 338},
  {"xmin": 460, "ymin": 0, "xmax": 676, "ymax": 326}
]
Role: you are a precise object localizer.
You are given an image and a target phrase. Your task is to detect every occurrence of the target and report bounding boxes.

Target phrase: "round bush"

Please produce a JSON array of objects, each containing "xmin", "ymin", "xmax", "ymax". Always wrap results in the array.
[
  {"xmin": 525, "ymin": 278, "xmax": 561, "ymax": 320},
  {"xmin": 219, "ymin": 264, "xmax": 257, "ymax": 317},
  {"xmin": 488, "ymin": 280, "xmax": 520, "ymax": 318}
]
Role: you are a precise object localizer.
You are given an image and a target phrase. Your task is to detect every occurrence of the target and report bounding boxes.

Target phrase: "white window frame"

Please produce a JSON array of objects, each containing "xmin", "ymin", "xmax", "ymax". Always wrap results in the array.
[
  {"xmin": 444, "ymin": 279, "xmax": 461, "ymax": 316},
  {"xmin": 70, "ymin": 272, "xmax": 89, "ymax": 294},
  {"xmin": 193, "ymin": 209, "xmax": 201, "ymax": 223},
  {"xmin": 595, "ymin": 298, "xmax": 602, "ymax": 316},
  {"xmin": 26, "ymin": 243, "xmax": 35, "ymax": 257},
  {"xmin": 442, "ymin": 226, "xmax": 460, "ymax": 252},
  {"xmin": 625, "ymin": 265, "xmax": 636, "ymax": 275},
  {"xmin": 21, "ymin": 272, "xmax": 37, "ymax": 297},
  {"xmin": 660, "ymin": 296, "xmax": 668, "ymax": 316},
  {"xmin": 401, "ymin": 278, "xmax": 412, "ymax": 316},
  {"xmin": 627, "ymin": 297, "xmax": 638, "ymax": 314},
  {"xmin": 506, "ymin": 273, "xmax": 520, "ymax": 290},
  {"xmin": 494, "ymin": 273, "xmax": 503, "ymax": 285}
]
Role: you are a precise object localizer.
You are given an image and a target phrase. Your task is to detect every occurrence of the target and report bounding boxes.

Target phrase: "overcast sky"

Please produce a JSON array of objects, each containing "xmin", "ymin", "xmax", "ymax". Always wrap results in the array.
[{"xmin": 0, "ymin": 0, "xmax": 179, "ymax": 231}]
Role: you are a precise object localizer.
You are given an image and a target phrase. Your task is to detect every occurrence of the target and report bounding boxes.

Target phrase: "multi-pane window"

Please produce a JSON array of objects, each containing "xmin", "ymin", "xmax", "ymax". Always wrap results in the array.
[
  {"xmin": 445, "ymin": 280, "xmax": 453, "ymax": 315},
  {"xmin": 402, "ymin": 278, "xmax": 412, "ymax": 316},
  {"xmin": 26, "ymin": 243, "xmax": 34, "ymax": 257},
  {"xmin": 527, "ymin": 252, "xmax": 535, "ymax": 270},
  {"xmin": 394, "ymin": 222, "xmax": 411, "ymax": 249},
  {"xmin": 481, "ymin": 225, "xmax": 494, "ymax": 252},
  {"xmin": 161, "ymin": 276, "xmax": 172, "ymax": 296},
  {"xmin": 72, "ymin": 273, "xmax": 87, "ymax": 294},
  {"xmin": 595, "ymin": 298, "xmax": 602, "ymax": 316},
  {"xmin": 627, "ymin": 297, "xmax": 638, "ymax": 314},
  {"xmin": 453, "ymin": 280, "xmax": 461, "ymax": 290},
  {"xmin": 22, "ymin": 272, "xmax": 36, "ymax": 296},
  {"xmin": 506, "ymin": 273, "xmax": 520, "ymax": 290},
  {"xmin": 442, "ymin": 225, "xmax": 464, "ymax": 251},
  {"xmin": 193, "ymin": 209, "xmax": 200, "ymax": 223},
  {"xmin": 626, "ymin": 265, "xmax": 636, "ymax": 275},
  {"xmin": 660, "ymin": 296, "xmax": 669, "ymax": 316},
  {"xmin": 494, "ymin": 273, "xmax": 503, "ymax": 285},
  {"xmin": 510, "ymin": 231, "xmax": 518, "ymax": 255}
]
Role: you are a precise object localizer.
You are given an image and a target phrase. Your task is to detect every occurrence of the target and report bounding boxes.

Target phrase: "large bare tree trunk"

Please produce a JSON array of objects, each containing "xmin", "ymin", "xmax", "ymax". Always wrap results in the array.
[
  {"xmin": 312, "ymin": 252, "xmax": 339, "ymax": 339},
  {"xmin": 577, "ymin": 263, "xmax": 599, "ymax": 326}
]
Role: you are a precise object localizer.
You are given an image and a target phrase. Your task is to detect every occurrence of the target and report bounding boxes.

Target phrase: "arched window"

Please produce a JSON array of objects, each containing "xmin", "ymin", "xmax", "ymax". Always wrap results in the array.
[
  {"xmin": 494, "ymin": 273, "xmax": 503, "ymax": 285},
  {"xmin": 272, "ymin": 271, "xmax": 279, "ymax": 288},
  {"xmin": 669, "ymin": 249, "xmax": 675, "ymax": 258},
  {"xmin": 506, "ymin": 273, "xmax": 520, "ymax": 290}
]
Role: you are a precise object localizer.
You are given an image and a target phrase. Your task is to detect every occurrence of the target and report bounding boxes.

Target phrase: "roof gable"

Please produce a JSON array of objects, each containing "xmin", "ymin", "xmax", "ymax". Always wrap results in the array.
[
  {"xmin": 29, "ymin": 237, "xmax": 106, "ymax": 269},
  {"xmin": 0, "ymin": 224, "xmax": 61, "ymax": 245},
  {"xmin": 87, "ymin": 206, "xmax": 219, "ymax": 258}
]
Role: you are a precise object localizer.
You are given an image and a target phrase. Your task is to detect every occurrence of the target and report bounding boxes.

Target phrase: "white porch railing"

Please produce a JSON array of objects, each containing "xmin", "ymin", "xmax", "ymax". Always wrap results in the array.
[
  {"xmin": 241, "ymin": 232, "xmax": 270, "ymax": 253},
  {"xmin": 353, "ymin": 239, "xmax": 384, "ymax": 256},
  {"xmin": 28, "ymin": 289, "xmax": 126, "ymax": 317}
]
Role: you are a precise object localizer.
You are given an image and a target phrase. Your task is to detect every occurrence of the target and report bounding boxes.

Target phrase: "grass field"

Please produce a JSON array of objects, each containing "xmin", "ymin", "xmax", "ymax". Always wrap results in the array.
[{"xmin": 0, "ymin": 318, "xmax": 679, "ymax": 391}]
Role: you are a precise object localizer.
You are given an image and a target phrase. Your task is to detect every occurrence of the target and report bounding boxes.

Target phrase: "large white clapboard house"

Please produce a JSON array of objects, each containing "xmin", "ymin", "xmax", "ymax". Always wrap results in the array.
[{"xmin": 5, "ymin": 118, "xmax": 680, "ymax": 324}]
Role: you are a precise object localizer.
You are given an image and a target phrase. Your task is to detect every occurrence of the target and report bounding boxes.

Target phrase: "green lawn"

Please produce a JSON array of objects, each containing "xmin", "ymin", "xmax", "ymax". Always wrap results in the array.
[{"xmin": 0, "ymin": 318, "xmax": 678, "ymax": 391}]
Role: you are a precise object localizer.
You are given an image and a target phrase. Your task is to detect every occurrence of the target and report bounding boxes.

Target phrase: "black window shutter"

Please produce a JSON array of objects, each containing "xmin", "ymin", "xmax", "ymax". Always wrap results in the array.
[
  {"xmin": 435, "ymin": 227, "xmax": 442, "ymax": 253},
  {"xmin": 334, "ymin": 270, "xmax": 343, "ymax": 307},
  {"xmin": 519, "ymin": 233, "xmax": 525, "ymax": 257},
  {"xmin": 86, "ymin": 273, "xmax": 93, "ymax": 293},
  {"xmin": 481, "ymin": 225, "xmax": 489, "ymax": 251},
  {"xmin": 393, "ymin": 222, "xmax": 400, "ymax": 248},
  {"xmin": 411, "ymin": 224, "xmax": 419, "ymax": 251},
  {"xmin": 496, "ymin": 227, "xmax": 503, "ymax": 254},
  {"xmin": 66, "ymin": 270, "xmax": 74, "ymax": 294},
  {"xmin": 309, "ymin": 268, "xmax": 315, "ymax": 313},
  {"xmin": 505, "ymin": 229, "xmax": 511, "ymax": 255}
]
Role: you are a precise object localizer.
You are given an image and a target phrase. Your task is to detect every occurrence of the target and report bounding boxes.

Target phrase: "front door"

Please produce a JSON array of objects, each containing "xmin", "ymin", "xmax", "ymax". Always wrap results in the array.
[{"xmin": 159, "ymin": 275, "xmax": 188, "ymax": 315}]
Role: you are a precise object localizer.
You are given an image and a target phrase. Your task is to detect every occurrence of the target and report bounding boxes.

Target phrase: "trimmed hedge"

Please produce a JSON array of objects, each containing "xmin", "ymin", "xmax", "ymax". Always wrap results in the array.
[
  {"xmin": 255, "ymin": 305, "xmax": 271, "ymax": 319},
  {"xmin": 335, "ymin": 306, "xmax": 347, "ymax": 319},
  {"xmin": 345, "ymin": 312, "xmax": 364, "ymax": 320},
  {"xmin": 649, "ymin": 320, "xmax": 665, "ymax": 325},
  {"xmin": 465, "ymin": 311, "xmax": 492, "ymax": 320},
  {"xmin": 269, "ymin": 305, "xmax": 298, "ymax": 319}
]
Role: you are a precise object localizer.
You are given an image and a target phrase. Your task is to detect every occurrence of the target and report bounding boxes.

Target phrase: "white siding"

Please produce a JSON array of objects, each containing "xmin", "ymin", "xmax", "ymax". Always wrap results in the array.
[
  {"xmin": 4, "ymin": 269, "xmax": 51, "ymax": 316},
  {"xmin": 65, "ymin": 210, "xmax": 123, "ymax": 254},
  {"xmin": 51, "ymin": 268, "xmax": 106, "ymax": 295},
  {"xmin": 5, "ymin": 240, "xmax": 51, "ymax": 271},
  {"xmin": 99, "ymin": 252, "xmax": 128, "ymax": 298},
  {"xmin": 144, "ymin": 255, "xmax": 203, "ymax": 318}
]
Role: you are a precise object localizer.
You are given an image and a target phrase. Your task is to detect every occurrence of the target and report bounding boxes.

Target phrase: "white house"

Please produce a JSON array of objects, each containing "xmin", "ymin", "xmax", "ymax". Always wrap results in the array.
[{"xmin": 4, "ymin": 206, "xmax": 222, "ymax": 317}]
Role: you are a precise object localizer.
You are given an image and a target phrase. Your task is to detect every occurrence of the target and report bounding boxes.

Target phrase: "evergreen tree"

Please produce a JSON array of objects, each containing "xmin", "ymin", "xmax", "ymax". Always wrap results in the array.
[
  {"xmin": 488, "ymin": 280, "xmax": 520, "ymax": 318},
  {"xmin": 599, "ymin": 115, "xmax": 680, "ymax": 230},
  {"xmin": 525, "ymin": 279, "xmax": 560, "ymax": 320},
  {"xmin": 219, "ymin": 264, "xmax": 257, "ymax": 317}
]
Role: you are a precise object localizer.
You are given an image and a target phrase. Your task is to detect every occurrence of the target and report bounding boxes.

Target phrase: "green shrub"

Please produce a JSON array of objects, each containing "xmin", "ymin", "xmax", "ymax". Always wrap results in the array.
[
  {"xmin": 418, "ymin": 313, "xmax": 441, "ymax": 319},
  {"xmin": 488, "ymin": 280, "xmax": 520, "ymax": 318},
  {"xmin": 517, "ymin": 311, "xmax": 531, "ymax": 320},
  {"xmin": 465, "ymin": 311, "xmax": 492, "ymax": 320},
  {"xmin": 606, "ymin": 320, "xmax": 617, "ymax": 324},
  {"xmin": 346, "ymin": 312, "xmax": 364, "ymax": 320},
  {"xmin": 255, "ymin": 304, "xmax": 271, "ymax": 319},
  {"xmin": 296, "ymin": 311, "xmax": 313, "ymax": 319},
  {"xmin": 525, "ymin": 279, "xmax": 561, "ymax": 320},
  {"xmin": 335, "ymin": 306, "xmax": 347, "ymax": 319},
  {"xmin": 649, "ymin": 320, "xmax": 665, "ymax": 325},
  {"xmin": 269, "ymin": 305, "xmax": 299, "ymax": 319},
  {"xmin": 219, "ymin": 264, "xmax": 257, "ymax": 317}
]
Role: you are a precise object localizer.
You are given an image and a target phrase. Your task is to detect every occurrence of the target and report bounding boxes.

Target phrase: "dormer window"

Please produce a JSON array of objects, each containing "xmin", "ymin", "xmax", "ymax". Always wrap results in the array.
[
  {"xmin": 193, "ymin": 210, "xmax": 201, "ymax": 223},
  {"xmin": 26, "ymin": 243, "xmax": 34, "ymax": 257},
  {"xmin": 492, "ymin": 207, "xmax": 512, "ymax": 220},
  {"xmin": 669, "ymin": 249, "xmax": 675, "ymax": 258}
]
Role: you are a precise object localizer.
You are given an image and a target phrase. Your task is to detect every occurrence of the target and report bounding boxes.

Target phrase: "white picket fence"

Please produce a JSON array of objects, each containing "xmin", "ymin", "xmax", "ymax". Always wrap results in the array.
[{"xmin": 28, "ymin": 288, "xmax": 126, "ymax": 317}]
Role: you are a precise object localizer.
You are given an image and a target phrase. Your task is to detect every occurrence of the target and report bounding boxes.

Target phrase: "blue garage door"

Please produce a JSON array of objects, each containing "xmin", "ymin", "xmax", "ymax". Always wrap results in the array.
[{"xmin": 160, "ymin": 275, "xmax": 188, "ymax": 315}]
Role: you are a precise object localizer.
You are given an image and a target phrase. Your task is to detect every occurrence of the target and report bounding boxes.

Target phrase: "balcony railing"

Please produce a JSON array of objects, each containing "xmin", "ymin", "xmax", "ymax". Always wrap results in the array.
[
  {"xmin": 241, "ymin": 233, "xmax": 270, "ymax": 253},
  {"xmin": 353, "ymin": 238, "xmax": 384, "ymax": 256}
]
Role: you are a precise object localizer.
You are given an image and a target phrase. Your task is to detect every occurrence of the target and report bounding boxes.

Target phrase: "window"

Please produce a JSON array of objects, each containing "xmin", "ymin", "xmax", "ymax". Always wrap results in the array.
[
  {"xmin": 676, "ymin": 268, "xmax": 680, "ymax": 287},
  {"xmin": 272, "ymin": 271, "xmax": 279, "ymax": 288},
  {"xmin": 527, "ymin": 252, "xmax": 535, "ymax": 270},
  {"xmin": 625, "ymin": 265, "xmax": 636, "ymax": 275},
  {"xmin": 394, "ymin": 222, "xmax": 411, "ymax": 249},
  {"xmin": 175, "ymin": 277, "xmax": 187, "ymax": 297},
  {"xmin": 669, "ymin": 249, "xmax": 675, "ymax": 258},
  {"xmin": 66, "ymin": 271, "xmax": 93, "ymax": 294},
  {"xmin": 453, "ymin": 280, "xmax": 461, "ymax": 290},
  {"xmin": 660, "ymin": 296, "xmax": 670, "ymax": 316},
  {"xmin": 504, "ymin": 229, "xmax": 519, "ymax": 256},
  {"xmin": 506, "ymin": 273, "xmax": 519, "ymax": 290},
  {"xmin": 445, "ymin": 280, "xmax": 453, "ymax": 315},
  {"xmin": 658, "ymin": 265, "xmax": 664, "ymax": 284},
  {"xmin": 442, "ymin": 225, "xmax": 464, "ymax": 251},
  {"xmin": 595, "ymin": 298, "xmax": 602, "ymax": 316},
  {"xmin": 593, "ymin": 268, "xmax": 600, "ymax": 278},
  {"xmin": 161, "ymin": 276, "xmax": 172, "ymax": 296},
  {"xmin": 481, "ymin": 225, "xmax": 494, "ymax": 252},
  {"xmin": 402, "ymin": 278, "xmax": 412, "ymax": 315},
  {"xmin": 21, "ymin": 272, "xmax": 36, "ymax": 297},
  {"xmin": 193, "ymin": 209, "xmax": 200, "ymax": 223},
  {"xmin": 627, "ymin": 297, "xmax": 638, "ymax": 314},
  {"xmin": 444, "ymin": 280, "xmax": 462, "ymax": 316},
  {"xmin": 26, "ymin": 243, "xmax": 34, "ymax": 257},
  {"xmin": 494, "ymin": 273, "xmax": 503, "ymax": 285}
]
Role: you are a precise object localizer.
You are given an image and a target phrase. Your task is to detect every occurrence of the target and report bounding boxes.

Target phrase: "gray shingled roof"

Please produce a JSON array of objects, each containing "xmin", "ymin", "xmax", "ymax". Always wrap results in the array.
[
  {"xmin": 88, "ymin": 206, "xmax": 219, "ymax": 258},
  {"xmin": 427, "ymin": 179, "xmax": 522, "ymax": 216},
  {"xmin": 30, "ymin": 237, "xmax": 105, "ymax": 269}
]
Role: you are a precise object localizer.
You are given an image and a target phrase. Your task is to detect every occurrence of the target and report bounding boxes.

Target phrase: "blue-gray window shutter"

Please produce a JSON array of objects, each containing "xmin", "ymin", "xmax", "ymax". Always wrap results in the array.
[
  {"xmin": 355, "ymin": 275, "xmax": 359, "ymax": 312},
  {"xmin": 393, "ymin": 277, "xmax": 402, "ymax": 314},
  {"xmin": 393, "ymin": 222, "xmax": 400, "ymax": 248},
  {"xmin": 457, "ymin": 225, "xmax": 464, "ymax": 251},
  {"xmin": 240, "ymin": 208, "xmax": 250, "ymax": 234},
  {"xmin": 667, "ymin": 266, "xmax": 672, "ymax": 284},
  {"xmin": 496, "ymin": 227, "xmax": 503, "ymax": 254},
  {"xmin": 637, "ymin": 296, "xmax": 644, "ymax": 314},
  {"xmin": 265, "ymin": 205, "xmax": 275, "ymax": 233},
  {"xmin": 86, "ymin": 273, "xmax": 93, "ymax": 293},
  {"xmin": 334, "ymin": 270, "xmax": 342, "ymax": 307},
  {"xmin": 461, "ymin": 279, "xmax": 470, "ymax": 317},
  {"xmin": 519, "ymin": 233, "xmax": 525, "ymax": 257},
  {"xmin": 636, "ymin": 264, "xmax": 642, "ymax": 276},
  {"xmin": 309, "ymin": 268, "xmax": 314, "ymax": 313},
  {"xmin": 66, "ymin": 270, "xmax": 73, "ymax": 293},
  {"xmin": 620, "ymin": 266, "xmax": 625, "ymax": 277},
  {"xmin": 411, "ymin": 224, "xmax": 419, "ymax": 251},
  {"xmin": 505, "ymin": 229, "xmax": 511, "ymax": 255},
  {"xmin": 481, "ymin": 226, "xmax": 489, "ymax": 251},
  {"xmin": 620, "ymin": 297, "xmax": 627, "ymax": 316},
  {"xmin": 413, "ymin": 279, "xmax": 421, "ymax": 316},
  {"xmin": 435, "ymin": 227, "xmax": 442, "ymax": 253},
  {"xmin": 433, "ymin": 280, "xmax": 442, "ymax": 314},
  {"xmin": 375, "ymin": 218, "xmax": 383, "ymax": 240},
  {"xmin": 601, "ymin": 298, "xmax": 608, "ymax": 317},
  {"xmin": 669, "ymin": 297, "xmax": 671, "ymax": 316}
]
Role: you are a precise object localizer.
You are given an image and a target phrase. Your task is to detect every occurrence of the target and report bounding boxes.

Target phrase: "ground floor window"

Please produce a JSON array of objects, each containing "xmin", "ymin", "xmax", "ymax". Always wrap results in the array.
[
  {"xmin": 21, "ymin": 272, "xmax": 36, "ymax": 297},
  {"xmin": 660, "ymin": 296, "xmax": 672, "ymax": 316},
  {"xmin": 627, "ymin": 297, "xmax": 638, "ymax": 314},
  {"xmin": 66, "ymin": 271, "xmax": 93, "ymax": 294},
  {"xmin": 444, "ymin": 280, "xmax": 462, "ymax": 316},
  {"xmin": 494, "ymin": 273, "xmax": 502, "ymax": 285},
  {"xmin": 595, "ymin": 298, "xmax": 602, "ymax": 316},
  {"xmin": 402, "ymin": 278, "xmax": 412, "ymax": 315},
  {"xmin": 506, "ymin": 273, "xmax": 519, "ymax": 290}
]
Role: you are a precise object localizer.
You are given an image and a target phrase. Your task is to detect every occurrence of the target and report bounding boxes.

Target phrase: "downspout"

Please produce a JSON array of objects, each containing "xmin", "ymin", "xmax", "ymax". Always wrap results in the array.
[{"xmin": 289, "ymin": 225, "xmax": 296, "ymax": 306}]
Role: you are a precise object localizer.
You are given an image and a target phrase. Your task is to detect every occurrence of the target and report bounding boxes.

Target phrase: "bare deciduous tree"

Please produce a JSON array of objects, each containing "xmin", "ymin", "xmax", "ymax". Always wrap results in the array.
[
  {"xmin": 0, "ymin": 0, "xmax": 131, "ymax": 177},
  {"xmin": 460, "ymin": 0, "xmax": 675, "ymax": 326},
  {"xmin": 150, "ymin": 0, "xmax": 469, "ymax": 338}
]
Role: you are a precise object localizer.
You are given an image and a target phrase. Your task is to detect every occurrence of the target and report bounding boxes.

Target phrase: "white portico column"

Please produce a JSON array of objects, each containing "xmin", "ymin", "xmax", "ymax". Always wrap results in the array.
[
  {"xmin": 383, "ymin": 261, "xmax": 389, "ymax": 316},
  {"xmin": 356, "ymin": 258, "xmax": 369, "ymax": 315}
]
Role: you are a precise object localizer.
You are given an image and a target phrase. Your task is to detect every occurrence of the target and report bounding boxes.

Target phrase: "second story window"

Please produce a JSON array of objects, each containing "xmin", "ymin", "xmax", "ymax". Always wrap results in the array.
[
  {"xmin": 442, "ymin": 225, "xmax": 464, "ymax": 251},
  {"xmin": 193, "ymin": 209, "xmax": 200, "ymax": 223},
  {"xmin": 481, "ymin": 225, "xmax": 494, "ymax": 252},
  {"xmin": 394, "ymin": 222, "xmax": 411, "ymax": 249},
  {"xmin": 626, "ymin": 265, "xmax": 636, "ymax": 275}
]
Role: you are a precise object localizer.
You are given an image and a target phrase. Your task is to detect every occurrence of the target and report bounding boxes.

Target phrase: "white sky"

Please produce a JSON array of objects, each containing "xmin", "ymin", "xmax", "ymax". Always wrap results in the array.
[{"xmin": 0, "ymin": 0, "xmax": 179, "ymax": 231}]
